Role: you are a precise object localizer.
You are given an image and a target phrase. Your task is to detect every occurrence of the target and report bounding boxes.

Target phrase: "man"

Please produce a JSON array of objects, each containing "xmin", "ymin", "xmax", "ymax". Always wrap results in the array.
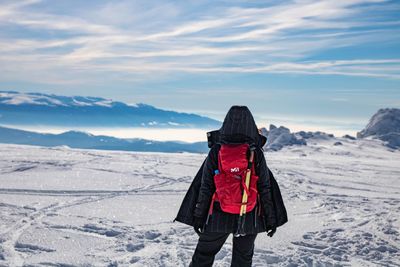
[{"xmin": 175, "ymin": 106, "xmax": 288, "ymax": 267}]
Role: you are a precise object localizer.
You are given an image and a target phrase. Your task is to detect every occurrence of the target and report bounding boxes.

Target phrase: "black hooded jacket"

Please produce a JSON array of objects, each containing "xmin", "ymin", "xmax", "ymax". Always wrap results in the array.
[{"xmin": 174, "ymin": 106, "xmax": 288, "ymax": 234}]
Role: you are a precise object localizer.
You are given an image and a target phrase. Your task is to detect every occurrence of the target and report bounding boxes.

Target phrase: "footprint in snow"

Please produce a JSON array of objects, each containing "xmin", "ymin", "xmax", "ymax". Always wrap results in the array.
[
  {"xmin": 126, "ymin": 243, "xmax": 145, "ymax": 253},
  {"xmin": 144, "ymin": 230, "xmax": 161, "ymax": 240}
]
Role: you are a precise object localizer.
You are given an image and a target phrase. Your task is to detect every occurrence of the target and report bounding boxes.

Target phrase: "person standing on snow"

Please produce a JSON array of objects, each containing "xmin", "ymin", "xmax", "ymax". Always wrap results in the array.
[{"xmin": 175, "ymin": 105, "xmax": 288, "ymax": 267}]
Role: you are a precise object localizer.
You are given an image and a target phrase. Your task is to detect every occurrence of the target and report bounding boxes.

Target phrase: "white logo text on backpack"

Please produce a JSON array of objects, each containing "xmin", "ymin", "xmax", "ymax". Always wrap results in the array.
[{"xmin": 230, "ymin": 167, "xmax": 240, "ymax": 173}]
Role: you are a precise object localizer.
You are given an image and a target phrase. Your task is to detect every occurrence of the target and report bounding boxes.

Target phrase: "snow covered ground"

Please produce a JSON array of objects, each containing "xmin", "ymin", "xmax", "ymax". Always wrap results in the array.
[{"xmin": 0, "ymin": 137, "xmax": 399, "ymax": 266}]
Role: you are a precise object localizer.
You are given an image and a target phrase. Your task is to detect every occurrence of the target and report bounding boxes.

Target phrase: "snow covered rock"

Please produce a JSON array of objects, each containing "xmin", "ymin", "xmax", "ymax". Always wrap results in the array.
[
  {"xmin": 343, "ymin": 134, "xmax": 356, "ymax": 140},
  {"xmin": 258, "ymin": 127, "xmax": 269, "ymax": 137},
  {"xmin": 296, "ymin": 131, "xmax": 334, "ymax": 140},
  {"xmin": 264, "ymin": 124, "xmax": 306, "ymax": 151},
  {"xmin": 357, "ymin": 108, "xmax": 400, "ymax": 149},
  {"xmin": 376, "ymin": 132, "xmax": 400, "ymax": 149},
  {"xmin": 259, "ymin": 124, "xmax": 340, "ymax": 151}
]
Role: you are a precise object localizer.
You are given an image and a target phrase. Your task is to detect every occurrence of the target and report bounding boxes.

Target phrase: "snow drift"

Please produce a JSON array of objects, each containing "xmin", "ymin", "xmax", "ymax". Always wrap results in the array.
[{"xmin": 0, "ymin": 136, "xmax": 399, "ymax": 266}]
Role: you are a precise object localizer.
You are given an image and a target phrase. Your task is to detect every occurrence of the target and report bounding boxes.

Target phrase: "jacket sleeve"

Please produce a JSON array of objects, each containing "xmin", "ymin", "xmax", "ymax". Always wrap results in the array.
[
  {"xmin": 193, "ymin": 145, "xmax": 218, "ymax": 219},
  {"xmin": 268, "ymin": 168, "xmax": 288, "ymax": 227},
  {"xmin": 255, "ymin": 148, "xmax": 278, "ymax": 229}
]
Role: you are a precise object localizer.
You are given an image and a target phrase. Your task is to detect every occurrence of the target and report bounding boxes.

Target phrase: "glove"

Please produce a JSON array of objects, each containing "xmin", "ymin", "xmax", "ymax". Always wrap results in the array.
[
  {"xmin": 267, "ymin": 227, "xmax": 276, "ymax": 237},
  {"xmin": 193, "ymin": 216, "xmax": 205, "ymax": 235}
]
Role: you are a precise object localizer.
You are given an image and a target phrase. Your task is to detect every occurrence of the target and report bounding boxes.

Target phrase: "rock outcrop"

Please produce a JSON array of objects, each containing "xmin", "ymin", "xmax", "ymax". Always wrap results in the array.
[
  {"xmin": 262, "ymin": 124, "xmax": 306, "ymax": 151},
  {"xmin": 357, "ymin": 108, "xmax": 400, "ymax": 149}
]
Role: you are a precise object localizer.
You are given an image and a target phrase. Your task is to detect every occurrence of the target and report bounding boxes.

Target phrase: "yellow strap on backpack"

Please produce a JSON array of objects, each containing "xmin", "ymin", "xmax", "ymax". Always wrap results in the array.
[{"xmin": 239, "ymin": 150, "xmax": 254, "ymax": 216}]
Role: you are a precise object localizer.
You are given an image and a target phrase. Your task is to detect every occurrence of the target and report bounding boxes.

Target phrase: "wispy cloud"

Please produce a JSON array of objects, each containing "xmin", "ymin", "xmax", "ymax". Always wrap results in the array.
[{"xmin": 0, "ymin": 0, "xmax": 399, "ymax": 84}]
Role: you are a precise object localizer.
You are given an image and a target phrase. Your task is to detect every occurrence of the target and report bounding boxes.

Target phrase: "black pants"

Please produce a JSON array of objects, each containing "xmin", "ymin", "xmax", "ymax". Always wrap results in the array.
[{"xmin": 190, "ymin": 232, "xmax": 257, "ymax": 267}]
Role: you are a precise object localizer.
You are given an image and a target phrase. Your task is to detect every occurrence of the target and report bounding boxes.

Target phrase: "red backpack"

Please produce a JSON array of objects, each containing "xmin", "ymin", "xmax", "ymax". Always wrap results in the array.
[{"xmin": 208, "ymin": 143, "xmax": 259, "ymax": 215}]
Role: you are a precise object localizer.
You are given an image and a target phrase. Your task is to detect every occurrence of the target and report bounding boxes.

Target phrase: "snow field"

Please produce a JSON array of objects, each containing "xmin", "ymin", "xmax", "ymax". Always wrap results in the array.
[{"xmin": 0, "ymin": 138, "xmax": 399, "ymax": 266}]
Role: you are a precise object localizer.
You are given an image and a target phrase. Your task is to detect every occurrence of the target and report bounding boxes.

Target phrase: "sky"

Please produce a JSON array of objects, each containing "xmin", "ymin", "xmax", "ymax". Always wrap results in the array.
[{"xmin": 0, "ymin": 0, "xmax": 400, "ymax": 136}]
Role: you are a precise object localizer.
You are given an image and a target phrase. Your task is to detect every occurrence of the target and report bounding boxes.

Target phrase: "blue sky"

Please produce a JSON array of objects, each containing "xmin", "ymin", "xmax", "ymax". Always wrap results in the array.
[{"xmin": 0, "ymin": 0, "xmax": 399, "ymax": 135}]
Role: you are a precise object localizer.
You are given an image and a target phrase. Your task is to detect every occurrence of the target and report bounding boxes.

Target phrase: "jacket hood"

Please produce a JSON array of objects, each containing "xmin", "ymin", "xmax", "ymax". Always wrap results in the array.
[
  {"xmin": 207, "ymin": 130, "xmax": 266, "ymax": 148},
  {"xmin": 219, "ymin": 105, "xmax": 260, "ymax": 144}
]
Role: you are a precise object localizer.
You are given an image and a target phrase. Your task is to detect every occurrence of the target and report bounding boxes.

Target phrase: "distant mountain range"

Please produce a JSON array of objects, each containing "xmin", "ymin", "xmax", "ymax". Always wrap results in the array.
[
  {"xmin": 0, "ymin": 125, "xmax": 209, "ymax": 153},
  {"xmin": 0, "ymin": 91, "xmax": 220, "ymax": 128},
  {"xmin": 1, "ymin": 91, "xmax": 399, "ymax": 153}
]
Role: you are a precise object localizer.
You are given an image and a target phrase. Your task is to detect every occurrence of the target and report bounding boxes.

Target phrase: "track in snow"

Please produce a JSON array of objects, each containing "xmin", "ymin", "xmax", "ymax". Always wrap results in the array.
[{"xmin": 0, "ymin": 141, "xmax": 399, "ymax": 266}]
